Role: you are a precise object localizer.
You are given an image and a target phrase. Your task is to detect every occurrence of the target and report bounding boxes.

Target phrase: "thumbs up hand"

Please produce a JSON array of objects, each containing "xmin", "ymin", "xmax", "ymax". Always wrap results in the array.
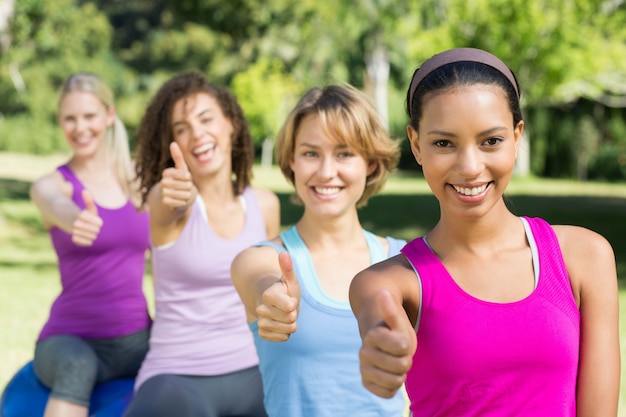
[
  {"xmin": 161, "ymin": 142, "xmax": 196, "ymax": 209},
  {"xmin": 359, "ymin": 290, "xmax": 417, "ymax": 398},
  {"xmin": 71, "ymin": 190, "xmax": 103, "ymax": 246},
  {"xmin": 256, "ymin": 252, "xmax": 302, "ymax": 342}
]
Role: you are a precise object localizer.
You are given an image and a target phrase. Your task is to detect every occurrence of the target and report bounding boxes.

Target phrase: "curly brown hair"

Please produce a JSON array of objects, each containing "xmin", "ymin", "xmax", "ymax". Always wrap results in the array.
[{"xmin": 135, "ymin": 71, "xmax": 254, "ymax": 205}]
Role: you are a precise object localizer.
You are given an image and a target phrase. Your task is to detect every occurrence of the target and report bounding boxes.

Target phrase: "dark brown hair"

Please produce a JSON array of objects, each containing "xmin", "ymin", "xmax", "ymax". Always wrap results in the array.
[{"xmin": 135, "ymin": 71, "xmax": 254, "ymax": 205}]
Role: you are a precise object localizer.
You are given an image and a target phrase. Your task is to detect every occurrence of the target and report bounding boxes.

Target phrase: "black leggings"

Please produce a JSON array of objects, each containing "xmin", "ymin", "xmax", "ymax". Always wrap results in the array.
[
  {"xmin": 123, "ymin": 367, "xmax": 268, "ymax": 417},
  {"xmin": 33, "ymin": 329, "xmax": 150, "ymax": 407}
]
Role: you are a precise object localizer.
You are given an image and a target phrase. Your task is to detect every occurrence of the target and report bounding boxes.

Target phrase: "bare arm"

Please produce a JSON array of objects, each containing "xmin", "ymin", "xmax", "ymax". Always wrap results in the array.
[
  {"xmin": 556, "ymin": 226, "xmax": 620, "ymax": 417},
  {"xmin": 30, "ymin": 172, "xmax": 81, "ymax": 232},
  {"xmin": 30, "ymin": 172, "xmax": 103, "ymax": 246},
  {"xmin": 349, "ymin": 255, "xmax": 420, "ymax": 398},
  {"xmin": 231, "ymin": 246, "xmax": 301, "ymax": 341},
  {"xmin": 148, "ymin": 142, "xmax": 197, "ymax": 245}
]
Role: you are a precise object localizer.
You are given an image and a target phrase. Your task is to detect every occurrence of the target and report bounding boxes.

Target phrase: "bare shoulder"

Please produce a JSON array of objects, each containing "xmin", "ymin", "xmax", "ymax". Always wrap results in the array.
[
  {"xmin": 352, "ymin": 253, "xmax": 421, "ymax": 325},
  {"xmin": 251, "ymin": 187, "xmax": 280, "ymax": 208},
  {"xmin": 353, "ymin": 254, "xmax": 418, "ymax": 298},
  {"xmin": 233, "ymin": 236, "xmax": 283, "ymax": 265},
  {"xmin": 30, "ymin": 170, "xmax": 71, "ymax": 201},
  {"xmin": 552, "ymin": 224, "xmax": 617, "ymax": 301},
  {"xmin": 553, "ymin": 224, "xmax": 615, "ymax": 262},
  {"xmin": 251, "ymin": 187, "xmax": 281, "ymax": 236}
]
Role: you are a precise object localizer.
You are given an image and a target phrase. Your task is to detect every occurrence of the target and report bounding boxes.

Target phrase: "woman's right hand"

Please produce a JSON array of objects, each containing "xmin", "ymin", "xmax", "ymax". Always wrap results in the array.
[
  {"xmin": 359, "ymin": 290, "xmax": 417, "ymax": 398},
  {"xmin": 160, "ymin": 142, "xmax": 195, "ymax": 209},
  {"xmin": 71, "ymin": 190, "xmax": 103, "ymax": 246},
  {"xmin": 256, "ymin": 252, "xmax": 302, "ymax": 342}
]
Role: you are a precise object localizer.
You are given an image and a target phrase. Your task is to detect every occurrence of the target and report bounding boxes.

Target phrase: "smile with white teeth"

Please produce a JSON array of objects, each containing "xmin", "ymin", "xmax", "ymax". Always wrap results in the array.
[
  {"xmin": 193, "ymin": 143, "xmax": 216, "ymax": 155},
  {"xmin": 453, "ymin": 183, "xmax": 488, "ymax": 196},
  {"xmin": 75, "ymin": 136, "xmax": 91, "ymax": 144},
  {"xmin": 315, "ymin": 187, "xmax": 340, "ymax": 195}
]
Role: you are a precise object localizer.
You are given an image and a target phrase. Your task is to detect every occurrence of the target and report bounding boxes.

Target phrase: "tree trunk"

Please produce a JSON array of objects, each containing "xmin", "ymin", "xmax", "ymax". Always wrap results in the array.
[
  {"xmin": 366, "ymin": 44, "xmax": 390, "ymax": 131},
  {"xmin": 0, "ymin": 0, "xmax": 15, "ymax": 52}
]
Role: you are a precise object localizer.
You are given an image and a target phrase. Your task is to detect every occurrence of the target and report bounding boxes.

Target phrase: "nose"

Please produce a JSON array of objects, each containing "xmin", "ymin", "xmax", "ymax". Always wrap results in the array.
[
  {"xmin": 456, "ymin": 146, "xmax": 484, "ymax": 179},
  {"xmin": 75, "ymin": 117, "xmax": 87, "ymax": 133},
  {"xmin": 318, "ymin": 155, "xmax": 337, "ymax": 180},
  {"xmin": 190, "ymin": 121, "xmax": 204, "ymax": 141}
]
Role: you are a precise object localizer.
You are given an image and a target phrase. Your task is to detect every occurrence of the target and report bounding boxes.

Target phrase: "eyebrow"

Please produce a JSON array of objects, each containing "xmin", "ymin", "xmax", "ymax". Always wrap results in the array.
[
  {"xmin": 296, "ymin": 141, "xmax": 349, "ymax": 150},
  {"xmin": 426, "ymin": 126, "xmax": 508, "ymax": 137},
  {"xmin": 172, "ymin": 108, "xmax": 212, "ymax": 127}
]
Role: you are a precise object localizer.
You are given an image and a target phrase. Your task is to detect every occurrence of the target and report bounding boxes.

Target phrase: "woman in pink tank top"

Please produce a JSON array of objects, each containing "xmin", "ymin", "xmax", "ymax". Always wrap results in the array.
[{"xmin": 349, "ymin": 48, "xmax": 619, "ymax": 416}]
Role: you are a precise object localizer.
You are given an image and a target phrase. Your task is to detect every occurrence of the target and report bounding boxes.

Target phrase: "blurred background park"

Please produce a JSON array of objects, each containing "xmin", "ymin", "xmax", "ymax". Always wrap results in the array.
[{"xmin": 0, "ymin": 0, "xmax": 625, "ymax": 413}]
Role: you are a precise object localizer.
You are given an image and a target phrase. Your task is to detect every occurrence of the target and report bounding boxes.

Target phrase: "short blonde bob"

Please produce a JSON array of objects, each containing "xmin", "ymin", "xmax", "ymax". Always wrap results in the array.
[{"xmin": 275, "ymin": 84, "xmax": 400, "ymax": 208}]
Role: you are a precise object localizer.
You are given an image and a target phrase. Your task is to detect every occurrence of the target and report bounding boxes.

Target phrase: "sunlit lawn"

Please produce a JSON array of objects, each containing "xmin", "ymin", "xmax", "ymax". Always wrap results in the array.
[{"xmin": 1, "ymin": 152, "xmax": 625, "ymax": 414}]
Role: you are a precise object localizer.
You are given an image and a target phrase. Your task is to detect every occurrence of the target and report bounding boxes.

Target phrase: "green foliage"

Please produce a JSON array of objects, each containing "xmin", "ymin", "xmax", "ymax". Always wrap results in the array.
[
  {"xmin": 0, "ymin": 0, "xmax": 625, "ymax": 180},
  {"xmin": 589, "ymin": 144, "xmax": 626, "ymax": 182},
  {"xmin": 0, "ymin": 115, "xmax": 66, "ymax": 154},
  {"xmin": 231, "ymin": 58, "xmax": 302, "ymax": 143}
]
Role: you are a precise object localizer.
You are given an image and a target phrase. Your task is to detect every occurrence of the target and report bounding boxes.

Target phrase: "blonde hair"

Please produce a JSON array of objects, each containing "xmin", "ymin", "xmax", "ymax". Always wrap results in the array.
[
  {"xmin": 275, "ymin": 84, "xmax": 400, "ymax": 208},
  {"xmin": 59, "ymin": 73, "xmax": 139, "ymax": 207}
]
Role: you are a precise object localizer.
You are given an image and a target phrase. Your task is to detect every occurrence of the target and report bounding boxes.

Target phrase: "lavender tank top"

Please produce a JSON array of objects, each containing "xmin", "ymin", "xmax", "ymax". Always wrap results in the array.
[
  {"xmin": 402, "ymin": 217, "xmax": 579, "ymax": 417},
  {"xmin": 38, "ymin": 165, "xmax": 151, "ymax": 341},
  {"xmin": 134, "ymin": 188, "xmax": 267, "ymax": 389}
]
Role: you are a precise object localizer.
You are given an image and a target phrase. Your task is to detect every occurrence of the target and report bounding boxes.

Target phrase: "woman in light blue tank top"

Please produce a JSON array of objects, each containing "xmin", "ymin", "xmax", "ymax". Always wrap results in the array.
[{"xmin": 230, "ymin": 85, "xmax": 407, "ymax": 417}]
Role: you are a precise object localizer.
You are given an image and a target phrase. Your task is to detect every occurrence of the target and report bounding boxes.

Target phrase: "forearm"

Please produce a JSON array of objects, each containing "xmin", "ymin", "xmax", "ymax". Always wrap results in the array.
[{"xmin": 147, "ymin": 183, "xmax": 193, "ymax": 226}]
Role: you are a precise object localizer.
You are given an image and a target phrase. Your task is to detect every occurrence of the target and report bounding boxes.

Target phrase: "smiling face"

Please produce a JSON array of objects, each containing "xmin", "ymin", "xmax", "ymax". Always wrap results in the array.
[
  {"xmin": 290, "ymin": 113, "xmax": 374, "ymax": 219},
  {"xmin": 58, "ymin": 91, "xmax": 114, "ymax": 157},
  {"xmin": 171, "ymin": 92, "xmax": 234, "ymax": 177},
  {"xmin": 408, "ymin": 84, "xmax": 523, "ymax": 220}
]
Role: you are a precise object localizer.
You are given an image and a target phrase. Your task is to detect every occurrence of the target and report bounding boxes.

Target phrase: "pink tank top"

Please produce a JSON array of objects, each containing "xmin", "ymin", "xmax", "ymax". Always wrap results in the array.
[
  {"xmin": 401, "ymin": 217, "xmax": 579, "ymax": 416},
  {"xmin": 134, "ymin": 188, "xmax": 267, "ymax": 389},
  {"xmin": 39, "ymin": 165, "xmax": 151, "ymax": 340}
]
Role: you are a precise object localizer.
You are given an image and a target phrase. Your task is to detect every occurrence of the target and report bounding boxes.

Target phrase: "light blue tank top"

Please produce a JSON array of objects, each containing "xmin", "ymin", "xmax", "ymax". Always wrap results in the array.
[{"xmin": 251, "ymin": 226, "xmax": 407, "ymax": 417}]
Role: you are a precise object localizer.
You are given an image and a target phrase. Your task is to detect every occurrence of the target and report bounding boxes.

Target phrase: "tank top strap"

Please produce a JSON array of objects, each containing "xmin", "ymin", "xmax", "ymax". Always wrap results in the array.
[
  {"xmin": 56, "ymin": 164, "xmax": 84, "ymax": 205},
  {"xmin": 363, "ymin": 230, "xmax": 387, "ymax": 263}
]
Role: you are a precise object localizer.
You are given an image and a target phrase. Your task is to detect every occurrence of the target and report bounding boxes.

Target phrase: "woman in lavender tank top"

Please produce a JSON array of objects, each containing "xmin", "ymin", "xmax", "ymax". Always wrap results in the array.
[
  {"xmin": 349, "ymin": 48, "xmax": 620, "ymax": 416},
  {"xmin": 123, "ymin": 71, "xmax": 279, "ymax": 417},
  {"xmin": 1, "ymin": 73, "xmax": 152, "ymax": 417}
]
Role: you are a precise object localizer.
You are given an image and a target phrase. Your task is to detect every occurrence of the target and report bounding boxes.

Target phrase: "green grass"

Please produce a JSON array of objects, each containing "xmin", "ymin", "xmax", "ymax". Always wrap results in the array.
[{"xmin": 1, "ymin": 152, "xmax": 625, "ymax": 414}]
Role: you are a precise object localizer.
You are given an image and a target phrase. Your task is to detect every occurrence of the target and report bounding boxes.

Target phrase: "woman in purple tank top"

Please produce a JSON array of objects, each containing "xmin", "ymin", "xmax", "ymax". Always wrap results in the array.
[
  {"xmin": 3, "ymin": 73, "xmax": 152, "ymax": 417},
  {"xmin": 124, "ymin": 71, "xmax": 280, "ymax": 417},
  {"xmin": 350, "ymin": 48, "xmax": 620, "ymax": 416}
]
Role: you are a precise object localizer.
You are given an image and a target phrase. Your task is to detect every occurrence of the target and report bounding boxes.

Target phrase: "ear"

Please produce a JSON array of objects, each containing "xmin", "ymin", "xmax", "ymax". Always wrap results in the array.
[
  {"xmin": 406, "ymin": 125, "xmax": 422, "ymax": 165},
  {"xmin": 106, "ymin": 105, "xmax": 116, "ymax": 127},
  {"xmin": 513, "ymin": 120, "xmax": 524, "ymax": 158},
  {"xmin": 366, "ymin": 161, "xmax": 377, "ymax": 177}
]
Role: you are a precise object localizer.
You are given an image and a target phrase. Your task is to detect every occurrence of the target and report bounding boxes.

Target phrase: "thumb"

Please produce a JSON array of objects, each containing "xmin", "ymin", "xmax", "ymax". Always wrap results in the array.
[
  {"xmin": 82, "ymin": 190, "xmax": 98, "ymax": 215},
  {"xmin": 377, "ymin": 289, "xmax": 405, "ymax": 332},
  {"xmin": 170, "ymin": 141, "xmax": 189, "ymax": 172},
  {"xmin": 278, "ymin": 251, "xmax": 299, "ymax": 296}
]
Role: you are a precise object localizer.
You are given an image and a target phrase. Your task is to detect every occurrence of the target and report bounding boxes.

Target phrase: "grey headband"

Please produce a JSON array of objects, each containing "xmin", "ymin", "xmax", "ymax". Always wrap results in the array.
[{"xmin": 407, "ymin": 48, "xmax": 519, "ymax": 118}]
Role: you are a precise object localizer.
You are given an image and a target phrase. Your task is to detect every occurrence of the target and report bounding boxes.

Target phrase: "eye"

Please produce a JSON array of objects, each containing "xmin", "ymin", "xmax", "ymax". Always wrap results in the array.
[
  {"xmin": 303, "ymin": 150, "xmax": 318, "ymax": 157},
  {"xmin": 483, "ymin": 137, "xmax": 503, "ymax": 146},
  {"xmin": 337, "ymin": 151, "xmax": 354, "ymax": 158},
  {"xmin": 433, "ymin": 139, "xmax": 453, "ymax": 148},
  {"xmin": 174, "ymin": 126, "xmax": 188, "ymax": 137},
  {"xmin": 201, "ymin": 117, "xmax": 212, "ymax": 124}
]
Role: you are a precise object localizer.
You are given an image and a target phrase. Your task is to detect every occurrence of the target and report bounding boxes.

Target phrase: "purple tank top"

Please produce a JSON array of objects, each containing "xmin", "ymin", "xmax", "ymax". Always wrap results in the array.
[
  {"xmin": 38, "ymin": 165, "xmax": 151, "ymax": 341},
  {"xmin": 134, "ymin": 188, "xmax": 267, "ymax": 389},
  {"xmin": 401, "ymin": 217, "xmax": 579, "ymax": 417}
]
